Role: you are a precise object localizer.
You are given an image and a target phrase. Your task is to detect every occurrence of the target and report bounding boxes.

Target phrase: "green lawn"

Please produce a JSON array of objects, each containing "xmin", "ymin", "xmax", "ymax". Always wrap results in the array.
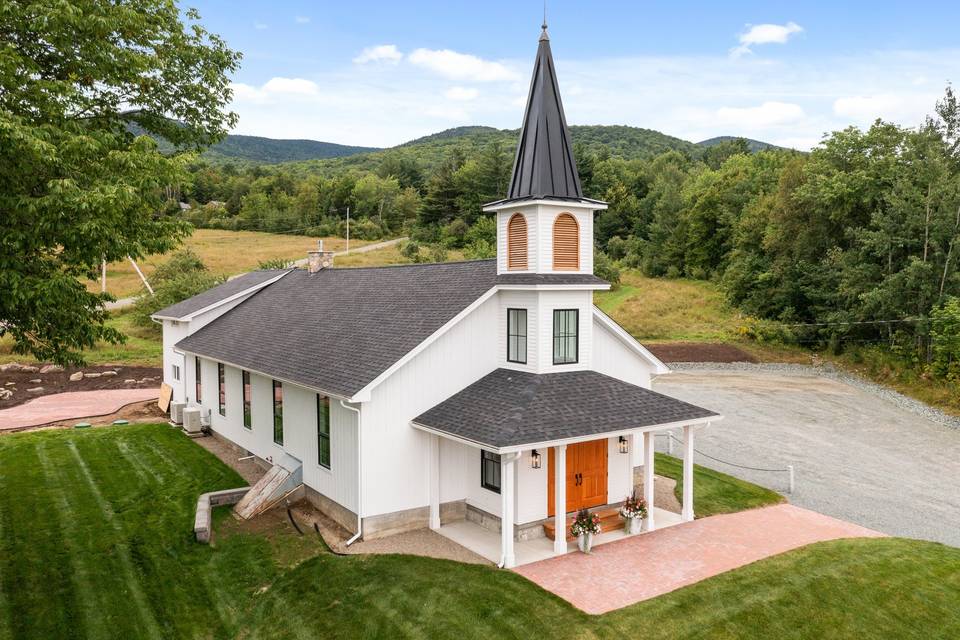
[
  {"xmin": 2, "ymin": 425, "xmax": 959, "ymax": 639},
  {"xmin": 655, "ymin": 452, "xmax": 785, "ymax": 517}
]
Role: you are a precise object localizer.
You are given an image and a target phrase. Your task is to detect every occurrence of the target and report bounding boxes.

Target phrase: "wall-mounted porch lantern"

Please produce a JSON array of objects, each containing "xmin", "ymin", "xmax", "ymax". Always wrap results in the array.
[
  {"xmin": 531, "ymin": 449, "xmax": 542, "ymax": 469},
  {"xmin": 618, "ymin": 436, "xmax": 629, "ymax": 454}
]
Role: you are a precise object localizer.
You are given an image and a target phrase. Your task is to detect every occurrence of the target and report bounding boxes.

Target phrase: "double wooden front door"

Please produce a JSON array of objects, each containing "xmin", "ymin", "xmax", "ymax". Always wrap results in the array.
[{"xmin": 547, "ymin": 439, "xmax": 608, "ymax": 516}]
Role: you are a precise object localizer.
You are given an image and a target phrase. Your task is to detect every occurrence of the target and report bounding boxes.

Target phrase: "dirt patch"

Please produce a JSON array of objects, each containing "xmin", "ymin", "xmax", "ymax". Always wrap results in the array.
[
  {"xmin": 0, "ymin": 364, "xmax": 162, "ymax": 409},
  {"xmin": 634, "ymin": 473, "xmax": 683, "ymax": 514},
  {"xmin": 193, "ymin": 433, "xmax": 268, "ymax": 485},
  {"xmin": 37, "ymin": 399, "xmax": 167, "ymax": 429},
  {"xmin": 646, "ymin": 343, "xmax": 758, "ymax": 364}
]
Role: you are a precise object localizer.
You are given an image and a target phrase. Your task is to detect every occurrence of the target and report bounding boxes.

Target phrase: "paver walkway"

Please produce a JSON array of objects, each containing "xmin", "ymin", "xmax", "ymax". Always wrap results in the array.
[
  {"xmin": 0, "ymin": 388, "xmax": 160, "ymax": 430},
  {"xmin": 513, "ymin": 504, "xmax": 883, "ymax": 614}
]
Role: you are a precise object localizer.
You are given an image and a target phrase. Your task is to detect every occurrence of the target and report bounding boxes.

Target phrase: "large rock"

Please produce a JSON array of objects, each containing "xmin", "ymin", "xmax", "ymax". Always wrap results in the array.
[
  {"xmin": 26, "ymin": 387, "xmax": 43, "ymax": 393},
  {"xmin": 39, "ymin": 364, "xmax": 64, "ymax": 374},
  {"xmin": 0, "ymin": 363, "xmax": 20, "ymax": 372},
  {"xmin": 0, "ymin": 389, "xmax": 12, "ymax": 400},
  {"xmin": 83, "ymin": 372, "xmax": 102, "ymax": 379},
  {"xmin": 102, "ymin": 371, "xmax": 118, "ymax": 377},
  {"xmin": 28, "ymin": 378, "xmax": 41, "ymax": 384},
  {"xmin": 20, "ymin": 365, "xmax": 39, "ymax": 373},
  {"xmin": 68, "ymin": 371, "xmax": 83, "ymax": 382}
]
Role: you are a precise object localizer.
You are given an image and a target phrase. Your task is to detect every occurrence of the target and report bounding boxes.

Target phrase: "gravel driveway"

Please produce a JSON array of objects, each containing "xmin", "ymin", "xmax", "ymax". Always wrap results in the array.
[{"xmin": 653, "ymin": 368, "xmax": 960, "ymax": 547}]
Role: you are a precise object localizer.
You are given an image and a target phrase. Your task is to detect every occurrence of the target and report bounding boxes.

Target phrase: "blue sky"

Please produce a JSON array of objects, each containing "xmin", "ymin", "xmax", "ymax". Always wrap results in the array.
[{"xmin": 187, "ymin": 1, "xmax": 960, "ymax": 149}]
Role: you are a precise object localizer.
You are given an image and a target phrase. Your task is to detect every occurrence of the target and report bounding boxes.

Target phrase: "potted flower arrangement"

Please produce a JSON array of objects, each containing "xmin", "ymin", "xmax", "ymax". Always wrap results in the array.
[
  {"xmin": 570, "ymin": 508, "xmax": 602, "ymax": 553},
  {"xmin": 619, "ymin": 493, "xmax": 648, "ymax": 535}
]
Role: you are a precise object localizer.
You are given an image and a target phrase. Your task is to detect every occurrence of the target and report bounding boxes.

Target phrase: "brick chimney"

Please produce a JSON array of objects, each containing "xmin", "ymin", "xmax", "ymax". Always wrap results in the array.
[{"xmin": 307, "ymin": 240, "xmax": 334, "ymax": 274}]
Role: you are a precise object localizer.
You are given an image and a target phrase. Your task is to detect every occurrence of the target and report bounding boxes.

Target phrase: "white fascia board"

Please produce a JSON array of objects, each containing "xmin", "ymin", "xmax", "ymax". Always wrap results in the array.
[
  {"xmin": 593, "ymin": 306, "xmax": 671, "ymax": 374},
  {"xmin": 412, "ymin": 417, "xmax": 720, "ymax": 454},
  {"xmin": 348, "ymin": 286, "xmax": 501, "ymax": 403},
  {"xmin": 178, "ymin": 348, "xmax": 353, "ymax": 402},
  {"xmin": 482, "ymin": 199, "xmax": 607, "ymax": 213},
  {"xmin": 497, "ymin": 283, "xmax": 611, "ymax": 292},
  {"xmin": 149, "ymin": 270, "xmax": 290, "ymax": 322}
]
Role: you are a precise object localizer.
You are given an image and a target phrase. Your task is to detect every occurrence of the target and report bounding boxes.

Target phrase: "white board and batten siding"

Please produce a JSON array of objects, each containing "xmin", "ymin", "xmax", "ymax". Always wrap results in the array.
[
  {"xmin": 360, "ymin": 295, "xmax": 500, "ymax": 518},
  {"xmin": 192, "ymin": 357, "xmax": 359, "ymax": 514}
]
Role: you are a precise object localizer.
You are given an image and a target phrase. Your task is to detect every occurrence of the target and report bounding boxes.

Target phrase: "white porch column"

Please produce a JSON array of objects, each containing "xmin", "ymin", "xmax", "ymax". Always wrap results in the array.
[
  {"xmin": 428, "ymin": 434, "xmax": 440, "ymax": 530},
  {"xmin": 682, "ymin": 425, "xmax": 695, "ymax": 522},
  {"xmin": 553, "ymin": 444, "xmax": 567, "ymax": 555},
  {"xmin": 643, "ymin": 431, "xmax": 655, "ymax": 531},
  {"xmin": 501, "ymin": 452, "xmax": 517, "ymax": 568}
]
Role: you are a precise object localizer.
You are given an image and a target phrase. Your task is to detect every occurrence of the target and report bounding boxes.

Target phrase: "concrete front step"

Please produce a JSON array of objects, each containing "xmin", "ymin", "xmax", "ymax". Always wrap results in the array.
[{"xmin": 543, "ymin": 506, "xmax": 625, "ymax": 541}]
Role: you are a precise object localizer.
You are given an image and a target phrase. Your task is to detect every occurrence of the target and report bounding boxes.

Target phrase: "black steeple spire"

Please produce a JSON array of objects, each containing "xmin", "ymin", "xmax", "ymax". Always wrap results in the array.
[{"xmin": 506, "ymin": 22, "xmax": 583, "ymax": 201}]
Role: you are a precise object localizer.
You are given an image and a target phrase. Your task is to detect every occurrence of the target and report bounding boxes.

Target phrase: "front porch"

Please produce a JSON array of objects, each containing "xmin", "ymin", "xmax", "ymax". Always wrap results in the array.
[{"xmin": 437, "ymin": 505, "xmax": 684, "ymax": 567}]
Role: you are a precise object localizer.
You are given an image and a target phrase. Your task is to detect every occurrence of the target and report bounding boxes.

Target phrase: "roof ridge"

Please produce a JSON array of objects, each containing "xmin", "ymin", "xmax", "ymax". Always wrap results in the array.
[{"xmin": 325, "ymin": 258, "xmax": 495, "ymax": 272}]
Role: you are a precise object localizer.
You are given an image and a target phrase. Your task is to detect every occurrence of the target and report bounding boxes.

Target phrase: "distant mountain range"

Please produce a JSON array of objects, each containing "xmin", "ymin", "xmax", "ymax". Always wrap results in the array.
[{"xmin": 178, "ymin": 126, "xmax": 783, "ymax": 166}]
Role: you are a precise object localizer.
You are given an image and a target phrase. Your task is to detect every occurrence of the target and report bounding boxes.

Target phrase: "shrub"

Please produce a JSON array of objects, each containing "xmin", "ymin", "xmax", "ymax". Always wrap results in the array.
[
  {"xmin": 131, "ymin": 250, "xmax": 223, "ymax": 330},
  {"xmin": 594, "ymin": 250, "xmax": 621, "ymax": 286},
  {"xmin": 257, "ymin": 257, "xmax": 294, "ymax": 270},
  {"xmin": 463, "ymin": 238, "xmax": 495, "ymax": 259},
  {"xmin": 931, "ymin": 297, "xmax": 960, "ymax": 381},
  {"xmin": 737, "ymin": 317, "xmax": 796, "ymax": 345},
  {"xmin": 400, "ymin": 240, "xmax": 421, "ymax": 261}
]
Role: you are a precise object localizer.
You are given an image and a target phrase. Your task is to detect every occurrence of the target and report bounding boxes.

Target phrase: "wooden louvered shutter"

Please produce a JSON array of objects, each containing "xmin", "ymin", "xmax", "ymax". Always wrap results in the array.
[
  {"xmin": 507, "ymin": 214, "xmax": 528, "ymax": 270},
  {"xmin": 553, "ymin": 213, "xmax": 579, "ymax": 270}
]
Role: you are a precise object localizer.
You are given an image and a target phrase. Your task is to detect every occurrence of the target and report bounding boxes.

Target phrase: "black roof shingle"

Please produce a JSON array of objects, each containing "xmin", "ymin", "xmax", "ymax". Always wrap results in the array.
[
  {"xmin": 413, "ymin": 369, "xmax": 719, "ymax": 449},
  {"xmin": 153, "ymin": 270, "xmax": 287, "ymax": 320},
  {"xmin": 176, "ymin": 260, "xmax": 499, "ymax": 398}
]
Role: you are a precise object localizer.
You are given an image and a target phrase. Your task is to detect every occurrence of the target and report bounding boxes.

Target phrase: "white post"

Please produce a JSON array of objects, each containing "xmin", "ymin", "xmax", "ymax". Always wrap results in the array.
[
  {"xmin": 643, "ymin": 431, "xmax": 655, "ymax": 531},
  {"xmin": 501, "ymin": 453, "xmax": 517, "ymax": 568},
  {"xmin": 428, "ymin": 435, "xmax": 440, "ymax": 530},
  {"xmin": 553, "ymin": 444, "xmax": 567, "ymax": 555},
  {"xmin": 682, "ymin": 425, "xmax": 695, "ymax": 522},
  {"xmin": 128, "ymin": 256, "xmax": 154, "ymax": 295},
  {"xmin": 101, "ymin": 258, "xmax": 107, "ymax": 293}
]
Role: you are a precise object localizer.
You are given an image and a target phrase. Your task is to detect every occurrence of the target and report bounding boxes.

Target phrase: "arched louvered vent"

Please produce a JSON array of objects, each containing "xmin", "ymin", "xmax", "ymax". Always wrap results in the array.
[
  {"xmin": 507, "ymin": 213, "xmax": 528, "ymax": 270},
  {"xmin": 552, "ymin": 213, "xmax": 579, "ymax": 270}
]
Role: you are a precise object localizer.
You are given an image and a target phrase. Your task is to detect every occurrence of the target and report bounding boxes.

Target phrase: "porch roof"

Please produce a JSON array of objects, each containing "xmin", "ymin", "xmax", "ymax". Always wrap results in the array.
[{"xmin": 412, "ymin": 369, "xmax": 719, "ymax": 451}]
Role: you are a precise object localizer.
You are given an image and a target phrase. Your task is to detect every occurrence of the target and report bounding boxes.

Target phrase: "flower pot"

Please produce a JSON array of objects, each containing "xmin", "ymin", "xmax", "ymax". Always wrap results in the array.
[
  {"xmin": 577, "ymin": 532, "xmax": 594, "ymax": 553},
  {"xmin": 625, "ymin": 516, "xmax": 642, "ymax": 535}
]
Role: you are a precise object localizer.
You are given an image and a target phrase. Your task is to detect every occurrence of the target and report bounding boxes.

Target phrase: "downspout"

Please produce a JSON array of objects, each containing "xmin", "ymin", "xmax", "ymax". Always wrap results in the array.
[{"xmin": 340, "ymin": 399, "xmax": 363, "ymax": 546}]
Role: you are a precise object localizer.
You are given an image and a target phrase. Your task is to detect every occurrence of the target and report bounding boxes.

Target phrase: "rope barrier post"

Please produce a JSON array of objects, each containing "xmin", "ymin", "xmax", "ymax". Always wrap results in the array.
[{"xmin": 788, "ymin": 465, "xmax": 795, "ymax": 494}]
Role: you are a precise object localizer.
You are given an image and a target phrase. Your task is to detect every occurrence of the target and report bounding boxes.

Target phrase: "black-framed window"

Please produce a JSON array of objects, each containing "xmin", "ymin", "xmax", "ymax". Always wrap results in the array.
[
  {"xmin": 553, "ymin": 309, "xmax": 579, "ymax": 364},
  {"xmin": 195, "ymin": 357, "xmax": 202, "ymax": 403},
  {"xmin": 242, "ymin": 371, "xmax": 252, "ymax": 429},
  {"xmin": 171, "ymin": 364, "xmax": 181, "ymax": 381},
  {"xmin": 317, "ymin": 394, "xmax": 331, "ymax": 469},
  {"xmin": 217, "ymin": 363, "xmax": 226, "ymax": 416},
  {"xmin": 507, "ymin": 308, "xmax": 528, "ymax": 364},
  {"xmin": 272, "ymin": 380, "xmax": 283, "ymax": 445},
  {"xmin": 481, "ymin": 450, "xmax": 501, "ymax": 493}
]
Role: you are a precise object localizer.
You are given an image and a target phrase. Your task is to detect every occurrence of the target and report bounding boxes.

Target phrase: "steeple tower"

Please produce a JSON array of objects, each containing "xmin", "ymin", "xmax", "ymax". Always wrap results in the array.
[
  {"xmin": 507, "ymin": 21, "xmax": 582, "ymax": 201},
  {"xmin": 483, "ymin": 24, "xmax": 606, "ymax": 276}
]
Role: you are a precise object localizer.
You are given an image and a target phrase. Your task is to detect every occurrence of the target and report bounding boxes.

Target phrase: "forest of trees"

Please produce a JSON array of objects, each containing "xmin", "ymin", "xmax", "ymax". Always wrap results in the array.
[{"xmin": 178, "ymin": 91, "xmax": 960, "ymax": 380}]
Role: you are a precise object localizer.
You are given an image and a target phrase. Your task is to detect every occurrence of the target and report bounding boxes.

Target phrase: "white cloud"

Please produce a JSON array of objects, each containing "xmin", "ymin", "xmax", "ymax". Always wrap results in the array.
[
  {"xmin": 353, "ymin": 44, "xmax": 403, "ymax": 64},
  {"xmin": 833, "ymin": 93, "xmax": 938, "ymax": 125},
  {"xmin": 408, "ymin": 48, "xmax": 518, "ymax": 82},
  {"xmin": 716, "ymin": 101, "xmax": 805, "ymax": 127},
  {"xmin": 295, "ymin": 16, "xmax": 310, "ymax": 24},
  {"xmin": 445, "ymin": 86, "xmax": 479, "ymax": 101},
  {"xmin": 731, "ymin": 22, "xmax": 803, "ymax": 57},
  {"xmin": 253, "ymin": 22, "xmax": 268, "ymax": 31},
  {"xmin": 262, "ymin": 77, "xmax": 319, "ymax": 96}
]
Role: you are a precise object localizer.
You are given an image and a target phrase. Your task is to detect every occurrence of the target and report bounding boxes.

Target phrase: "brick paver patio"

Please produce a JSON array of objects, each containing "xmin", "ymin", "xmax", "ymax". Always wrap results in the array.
[
  {"xmin": 0, "ymin": 388, "xmax": 160, "ymax": 431},
  {"xmin": 513, "ymin": 503, "xmax": 884, "ymax": 614}
]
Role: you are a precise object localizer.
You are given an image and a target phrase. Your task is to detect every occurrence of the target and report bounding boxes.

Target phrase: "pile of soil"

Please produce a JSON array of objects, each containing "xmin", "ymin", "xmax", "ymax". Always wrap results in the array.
[
  {"xmin": 0, "ymin": 364, "xmax": 162, "ymax": 410},
  {"xmin": 646, "ymin": 343, "xmax": 758, "ymax": 364}
]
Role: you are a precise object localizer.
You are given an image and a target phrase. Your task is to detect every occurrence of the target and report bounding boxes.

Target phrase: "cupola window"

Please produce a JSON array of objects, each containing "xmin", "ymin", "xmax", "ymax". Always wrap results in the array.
[
  {"xmin": 507, "ymin": 213, "xmax": 528, "ymax": 270},
  {"xmin": 552, "ymin": 213, "xmax": 579, "ymax": 270}
]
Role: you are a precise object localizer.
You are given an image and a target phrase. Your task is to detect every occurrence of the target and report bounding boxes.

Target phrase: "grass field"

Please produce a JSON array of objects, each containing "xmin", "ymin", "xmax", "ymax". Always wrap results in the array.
[
  {"xmin": 1, "ymin": 424, "xmax": 957, "ymax": 639},
  {"xmin": 88, "ymin": 229, "xmax": 372, "ymax": 298},
  {"xmin": 595, "ymin": 270, "xmax": 741, "ymax": 342},
  {"xmin": 655, "ymin": 452, "xmax": 784, "ymax": 517}
]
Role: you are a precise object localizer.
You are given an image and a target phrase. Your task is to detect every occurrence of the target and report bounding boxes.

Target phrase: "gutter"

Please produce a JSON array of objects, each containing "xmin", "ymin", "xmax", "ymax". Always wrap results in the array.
[{"xmin": 339, "ymin": 399, "xmax": 363, "ymax": 546}]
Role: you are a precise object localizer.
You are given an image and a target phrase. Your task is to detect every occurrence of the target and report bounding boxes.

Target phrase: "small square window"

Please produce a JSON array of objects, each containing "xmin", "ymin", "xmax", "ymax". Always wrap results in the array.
[{"xmin": 481, "ymin": 450, "xmax": 501, "ymax": 493}]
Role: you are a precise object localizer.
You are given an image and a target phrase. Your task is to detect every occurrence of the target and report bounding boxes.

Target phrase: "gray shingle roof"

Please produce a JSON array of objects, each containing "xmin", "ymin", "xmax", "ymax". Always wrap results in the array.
[
  {"xmin": 152, "ymin": 270, "xmax": 288, "ymax": 320},
  {"xmin": 496, "ymin": 273, "xmax": 608, "ymax": 286},
  {"xmin": 176, "ymin": 260, "xmax": 499, "ymax": 398},
  {"xmin": 506, "ymin": 25, "xmax": 583, "ymax": 201},
  {"xmin": 413, "ymin": 369, "xmax": 719, "ymax": 449}
]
